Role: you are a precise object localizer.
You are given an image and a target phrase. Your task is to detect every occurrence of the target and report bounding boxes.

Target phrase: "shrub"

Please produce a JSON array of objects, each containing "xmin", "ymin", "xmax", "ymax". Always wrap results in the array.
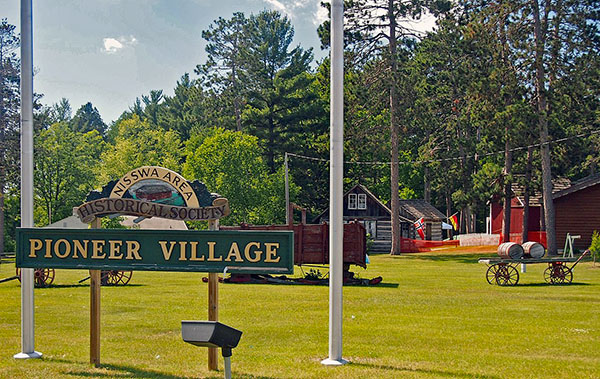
[{"xmin": 589, "ymin": 231, "xmax": 600, "ymax": 265}]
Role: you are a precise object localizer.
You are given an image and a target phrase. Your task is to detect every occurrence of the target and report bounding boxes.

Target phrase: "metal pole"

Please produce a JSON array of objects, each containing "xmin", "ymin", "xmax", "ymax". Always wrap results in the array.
[
  {"xmin": 321, "ymin": 0, "xmax": 347, "ymax": 366},
  {"xmin": 14, "ymin": 0, "xmax": 41, "ymax": 360},
  {"xmin": 285, "ymin": 152, "xmax": 290, "ymax": 224},
  {"xmin": 223, "ymin": 356, "xmax": 232, "ymax": 379}
]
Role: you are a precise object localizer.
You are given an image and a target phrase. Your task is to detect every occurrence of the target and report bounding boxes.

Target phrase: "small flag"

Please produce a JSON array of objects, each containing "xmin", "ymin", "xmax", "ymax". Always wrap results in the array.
[
  {"xmin": 413, "ymin": 217, "xmax": 425, "ymax": 240},
  {"xmin": 449, "ymin": 214, "xmax": 459, "ymax": 231}
]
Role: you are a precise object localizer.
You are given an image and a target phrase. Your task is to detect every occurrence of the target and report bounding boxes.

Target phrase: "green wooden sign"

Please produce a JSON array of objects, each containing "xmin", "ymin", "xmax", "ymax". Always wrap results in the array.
[{"xmin": 16, "ymin": 228, "xmax": 294, "ymax": 274}]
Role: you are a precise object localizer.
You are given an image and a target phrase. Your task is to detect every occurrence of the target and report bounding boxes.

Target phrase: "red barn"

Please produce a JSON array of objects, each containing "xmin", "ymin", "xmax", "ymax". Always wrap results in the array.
[{"xmin": 491, "ymin": 175, "xmax": 600, "ymax": 250}]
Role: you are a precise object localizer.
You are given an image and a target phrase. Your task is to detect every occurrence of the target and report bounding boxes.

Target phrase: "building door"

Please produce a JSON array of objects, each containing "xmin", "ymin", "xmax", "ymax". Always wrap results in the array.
[
  {"xmin": 364, "ymin": 221, "xmax": 376, "ymax": 238},
  {"xmin": 425, "ymin": 223, "xmax": 432, "ymax": 240}
]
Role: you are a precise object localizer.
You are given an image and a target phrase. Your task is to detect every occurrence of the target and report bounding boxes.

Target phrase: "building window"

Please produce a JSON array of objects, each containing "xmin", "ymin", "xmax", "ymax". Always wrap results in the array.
[
  {"xmin": 357, "ymin": 194, "xmax": 367, "ymax": 210},
  {"xmin": 348, "ymin": 194, "xmax": 357, "ymax": 209}
]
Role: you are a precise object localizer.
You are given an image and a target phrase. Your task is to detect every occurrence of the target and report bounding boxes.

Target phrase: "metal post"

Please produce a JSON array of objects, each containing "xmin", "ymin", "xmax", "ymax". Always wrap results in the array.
[
  {"xmin": 14, "ymin": 0, "xmax": 42, "ymax": 360},
  {"xmin": 285, "ymin": 153, "xmax": 290, "ymax": 224},
  {"xmin": 223, "ymin": 356, "xmax": 232, "ymax": 379},
  {"xmin": 321, "ymin": 0, "xmax": 347, "ymax": 366},
  {"xmin": 521, "ymin": 263, "xmax": 527, "ymax": 273}
]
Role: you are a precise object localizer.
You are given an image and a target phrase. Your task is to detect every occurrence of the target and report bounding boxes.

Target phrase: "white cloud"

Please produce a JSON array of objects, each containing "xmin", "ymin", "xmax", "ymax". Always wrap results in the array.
[
  {"xmin": 103, "ymin": 38, "xmax": 123, "ymax": 53},
  {"xmin": 262, "ymin": 0, "xmax": 317, "ymax": 20},
  {"xmin": 314, "ymin": 3, "xmax": 328, "ymax": 26},
  {"xmin": 102, "ymin": 35, "xmax": 137, "ymax": 54},
  {"xmin": 265, "ymin": 0, "xmax": 286, "ymax": 12}
]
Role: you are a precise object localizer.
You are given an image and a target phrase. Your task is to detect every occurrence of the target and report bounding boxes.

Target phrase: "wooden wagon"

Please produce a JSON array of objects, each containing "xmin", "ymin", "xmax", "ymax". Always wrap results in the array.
[
  {"xmin": 220, "ymin": 221, "xmax": 367, "ymax": 268},
  {"xmin": 478, "ymin": 250, "xmax": 589, "ymax": 286}
]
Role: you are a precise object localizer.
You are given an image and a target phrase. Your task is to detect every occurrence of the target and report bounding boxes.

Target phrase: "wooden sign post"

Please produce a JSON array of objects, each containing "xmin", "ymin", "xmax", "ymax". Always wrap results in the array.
[
  {"xmin": 208, "ymin": 219, "xmax": 219, "ymax": 370},
  {"xmin": 90, "ymin": 218, "xmax": 101, "ymax": 367},
  {"xmin": 15, "ymin": 167, "xmax": 294, "ymax": 371}
]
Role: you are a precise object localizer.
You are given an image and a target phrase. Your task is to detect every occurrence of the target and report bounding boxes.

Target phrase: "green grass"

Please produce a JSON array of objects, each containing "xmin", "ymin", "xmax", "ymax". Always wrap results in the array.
[{"xmin": 1, "ymin": 248, "xmax": 599, "ymax": 378}]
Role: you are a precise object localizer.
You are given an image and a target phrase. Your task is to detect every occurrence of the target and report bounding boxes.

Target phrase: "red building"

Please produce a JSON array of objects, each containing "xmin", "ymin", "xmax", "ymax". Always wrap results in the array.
[{"xmin": 491, "ymin": 175, "xmax": 600, "ymax": 250}]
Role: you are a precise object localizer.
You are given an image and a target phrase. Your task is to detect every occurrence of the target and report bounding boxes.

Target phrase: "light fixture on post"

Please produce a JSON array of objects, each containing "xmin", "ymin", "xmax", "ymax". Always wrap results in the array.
[{"xmin": 181, "ymin": 321, "xmax": 242, "ymax": 379}]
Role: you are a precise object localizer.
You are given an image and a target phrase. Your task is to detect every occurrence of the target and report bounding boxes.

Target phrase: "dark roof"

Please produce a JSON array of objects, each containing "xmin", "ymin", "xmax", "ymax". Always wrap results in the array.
[
  {"xmin": 353, "ymin": 184, "xmax": 392, "ymax": 215},
  {"xmin": 553, "ymin": 174, "xmax": 600, "ymax": 199},
  {"xmin": 312, "ymin": 183, "xmax": 391, "ymax": 222},
  {"xmin": 511, "ymin": 178, "xmax": 571, "ymax": 206},
  {"xmin": 398, "ymin": 199, "xmax": 446, "ymax": 221},
  {"xmin": 312, "ymin": 183, "xmax": 415, "ymax": 223}
]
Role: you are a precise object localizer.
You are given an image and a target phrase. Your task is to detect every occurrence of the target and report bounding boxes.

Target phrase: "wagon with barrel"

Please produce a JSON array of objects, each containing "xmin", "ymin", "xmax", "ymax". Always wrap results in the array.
[{"xmin": 479, "ymin": 241, "xmax": 589, "ymax": 286}]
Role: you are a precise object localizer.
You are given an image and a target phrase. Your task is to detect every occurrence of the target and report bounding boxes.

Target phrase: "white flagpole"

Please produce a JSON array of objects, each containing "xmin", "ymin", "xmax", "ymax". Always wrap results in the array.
[
  {"xmin": 14, "ymin": 0, "xmax": 41, "ymax": 360},
  {"xmin": 321, "ymin": 0, "xmax": 347, "ymax": 366}
]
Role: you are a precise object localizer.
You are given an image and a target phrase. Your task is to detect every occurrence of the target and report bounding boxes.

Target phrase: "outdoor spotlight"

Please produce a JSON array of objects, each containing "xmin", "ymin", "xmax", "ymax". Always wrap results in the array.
[{"xmin": 181, "ymin": 321, "xmax": 242, "ymax": 379}]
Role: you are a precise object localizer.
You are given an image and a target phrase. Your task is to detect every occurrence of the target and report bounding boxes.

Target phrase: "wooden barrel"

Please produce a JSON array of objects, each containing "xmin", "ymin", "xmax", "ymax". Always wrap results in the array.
[
  {"xmin": 522, "ymin": 241, "xmax": 545, "ymax": 259},
  {"xmin": 497, "ymin": 242, "xmax": 524, "ymax": 260}
]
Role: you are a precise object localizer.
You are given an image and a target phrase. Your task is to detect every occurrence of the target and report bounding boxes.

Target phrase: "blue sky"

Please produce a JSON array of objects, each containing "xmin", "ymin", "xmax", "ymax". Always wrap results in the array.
[
  {"xmin": 1, "ymin": 0, "xmax": 331, "ymax": 123},
  {"xmin": 2, "ymin": 1, "xmax": 434, "ymax": 124}
]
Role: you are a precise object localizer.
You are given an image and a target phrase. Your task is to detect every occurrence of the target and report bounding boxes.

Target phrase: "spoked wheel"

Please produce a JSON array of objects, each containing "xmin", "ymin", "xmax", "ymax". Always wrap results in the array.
[
  {"xmin": 16, "ymin": 268, "xmax": 55, "ymax": 287},
  {"xmin": 544, "ymin": 263, "xmax": 573, "ymax": 284},
  {"xmin": 486, "ymin": 264, "xmax": 501, "ymax": 285},
  {"xmin": 495, "ymin": 264, "xmax": 519, "ymax": 286},
  {"xmin": 100, "ymin": 270, "xmax": 132, "ymax": 286}
]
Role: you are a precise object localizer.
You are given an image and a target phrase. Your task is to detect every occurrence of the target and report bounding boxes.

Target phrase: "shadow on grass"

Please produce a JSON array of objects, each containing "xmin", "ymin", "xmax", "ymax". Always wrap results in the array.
[
  {"xmin": 351, "ymin": 362, "xmax": 500, "ymax": 378},
  {"xmin": 36, "ymin": 284, "xmax": 144, "ymax": 289},
  {"xmin": 64, "ymin": 363, "xmax": 188, "ymax": 379},
  {"xmin": 397, "ymin": 253, "xmax": 491, "ymax": 264},
  {"xmin": 51, "ymin": 358, "xmax": 278, "ymax": 379},
  {"xmin": 222, "ymin": 281, "xmax": 399, "ymax": 288},
  {"xmin": 65, "ymin": 364, "xmax": 278, "ymax": 379},
  {"xmin": 515, "ymin": 282, "xmax": 591, "ymax": 287}
]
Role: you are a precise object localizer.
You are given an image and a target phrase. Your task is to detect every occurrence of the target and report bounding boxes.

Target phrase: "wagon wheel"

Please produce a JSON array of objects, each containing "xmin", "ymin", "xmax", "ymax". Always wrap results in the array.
[
  {"xmin": 100, "ymin": 270, "xmax": 132, "ymax": 286},
  {"xmin": 116, "ymin": 271, "xmax": 132, "ymax": 285},
  {"xmin": 543, "ymin": 265, "xmax": 557, "ymax": 284},
  {"xmin": 544, "ymin": 264, "xmax": 572, "ymax": 284},
  {"xmin": 495, "ymin": 264, "xmax": 519, "ymax": 286},
  {"xmin": 16, "ymin": 268, "xmax": 55, "ymax": 288},
  {"xmin": 486, "ymin": 264, "xmax": 501, "ymax": 285}
]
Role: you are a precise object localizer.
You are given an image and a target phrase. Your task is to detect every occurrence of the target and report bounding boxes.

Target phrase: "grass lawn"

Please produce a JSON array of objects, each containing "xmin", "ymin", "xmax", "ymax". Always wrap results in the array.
[{"xmin": 0, "ymin": 247, "xmax": 599, "ymax": 378}]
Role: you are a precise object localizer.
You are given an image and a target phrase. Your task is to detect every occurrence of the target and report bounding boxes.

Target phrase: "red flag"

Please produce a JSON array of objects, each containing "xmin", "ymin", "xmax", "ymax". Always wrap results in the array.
[
  {"xmin": 449, "ymin": 214, "xmax": 459, "ymax": 231},
  {"xmin": 413, "ymin": 217, "xmax": 425, "ymax": 240}
]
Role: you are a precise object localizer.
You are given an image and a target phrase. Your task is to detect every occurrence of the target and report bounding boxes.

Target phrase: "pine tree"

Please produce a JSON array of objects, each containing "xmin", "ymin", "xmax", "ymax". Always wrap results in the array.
[{"xmin": 0, "ymin": 19, "xmax": 20, "ymax": 254}]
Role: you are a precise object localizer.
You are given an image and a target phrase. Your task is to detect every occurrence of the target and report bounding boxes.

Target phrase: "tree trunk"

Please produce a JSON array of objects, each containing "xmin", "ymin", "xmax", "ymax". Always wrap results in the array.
[
  {"xmin": 446, "ymin": 192, "xmax": 453, "ymax": 239},
  {"xmin": 522, "ymin": 146, "xmax": 533, "ymax": 243},
  {"xmin": 532, "ymin": 0, "xmax": 557, "ymax": 255},
  {"xmin": 388, "ymin": 0, "xmax": 401, "ymax": 255},
  {"xmin": 0, "ymin": 191, "xmax": 4, "ymax": 256},
  {"xmin": 232, "ymin": 63, "xmax": 242, "ymax": 132},
  {"xmin": 424, "ymin": 165, "xmax": 431, "ymax": 203},
  {"xmin": 502, "ymin": 135, "xmax": 513, "ymax": 243}
]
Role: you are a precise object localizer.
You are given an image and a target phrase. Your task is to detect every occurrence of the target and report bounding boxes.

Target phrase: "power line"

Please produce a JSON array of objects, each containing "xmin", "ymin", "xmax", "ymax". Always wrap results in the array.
[{"xmin": 287, "ymin": 129, "xmax": 600, "ymax": 166}]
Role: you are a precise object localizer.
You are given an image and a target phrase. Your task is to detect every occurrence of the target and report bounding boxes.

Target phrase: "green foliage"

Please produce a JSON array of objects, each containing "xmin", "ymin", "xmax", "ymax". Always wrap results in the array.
[
  {"xmin": 34, "ymin": 122, "xmax": 105, "ymax": 225},
  {"xmin": 70, "ymin": 102, "xmax": 107, "ymax": 136},
  {"xmin": 183, "ymin": 128, "xmax": 297, "ymax": 225},
  {"xmin": 0, "ymin": 19, "xmax": 21, "ymax": 254},
  {"xmin": 243, "ymin": 10, "xmax": 324, "ymax": 172},
  {"xmin": 101, "ymin": 216, "xmax": 128, "ymax": 229},
  {"xmin": 98, "ymin": 114, "xmax": 182, "ymax": 182},
  {"xmin": 590, "ymin": 231, "xmax": 600, "ymax": 264},
  {"xmin": 1, "ymin": 188, "xmax": 19, "ymax": 252},
  {"xmin": 304, "ymin": 268, "xmax": 323, "ymax": 280}
]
